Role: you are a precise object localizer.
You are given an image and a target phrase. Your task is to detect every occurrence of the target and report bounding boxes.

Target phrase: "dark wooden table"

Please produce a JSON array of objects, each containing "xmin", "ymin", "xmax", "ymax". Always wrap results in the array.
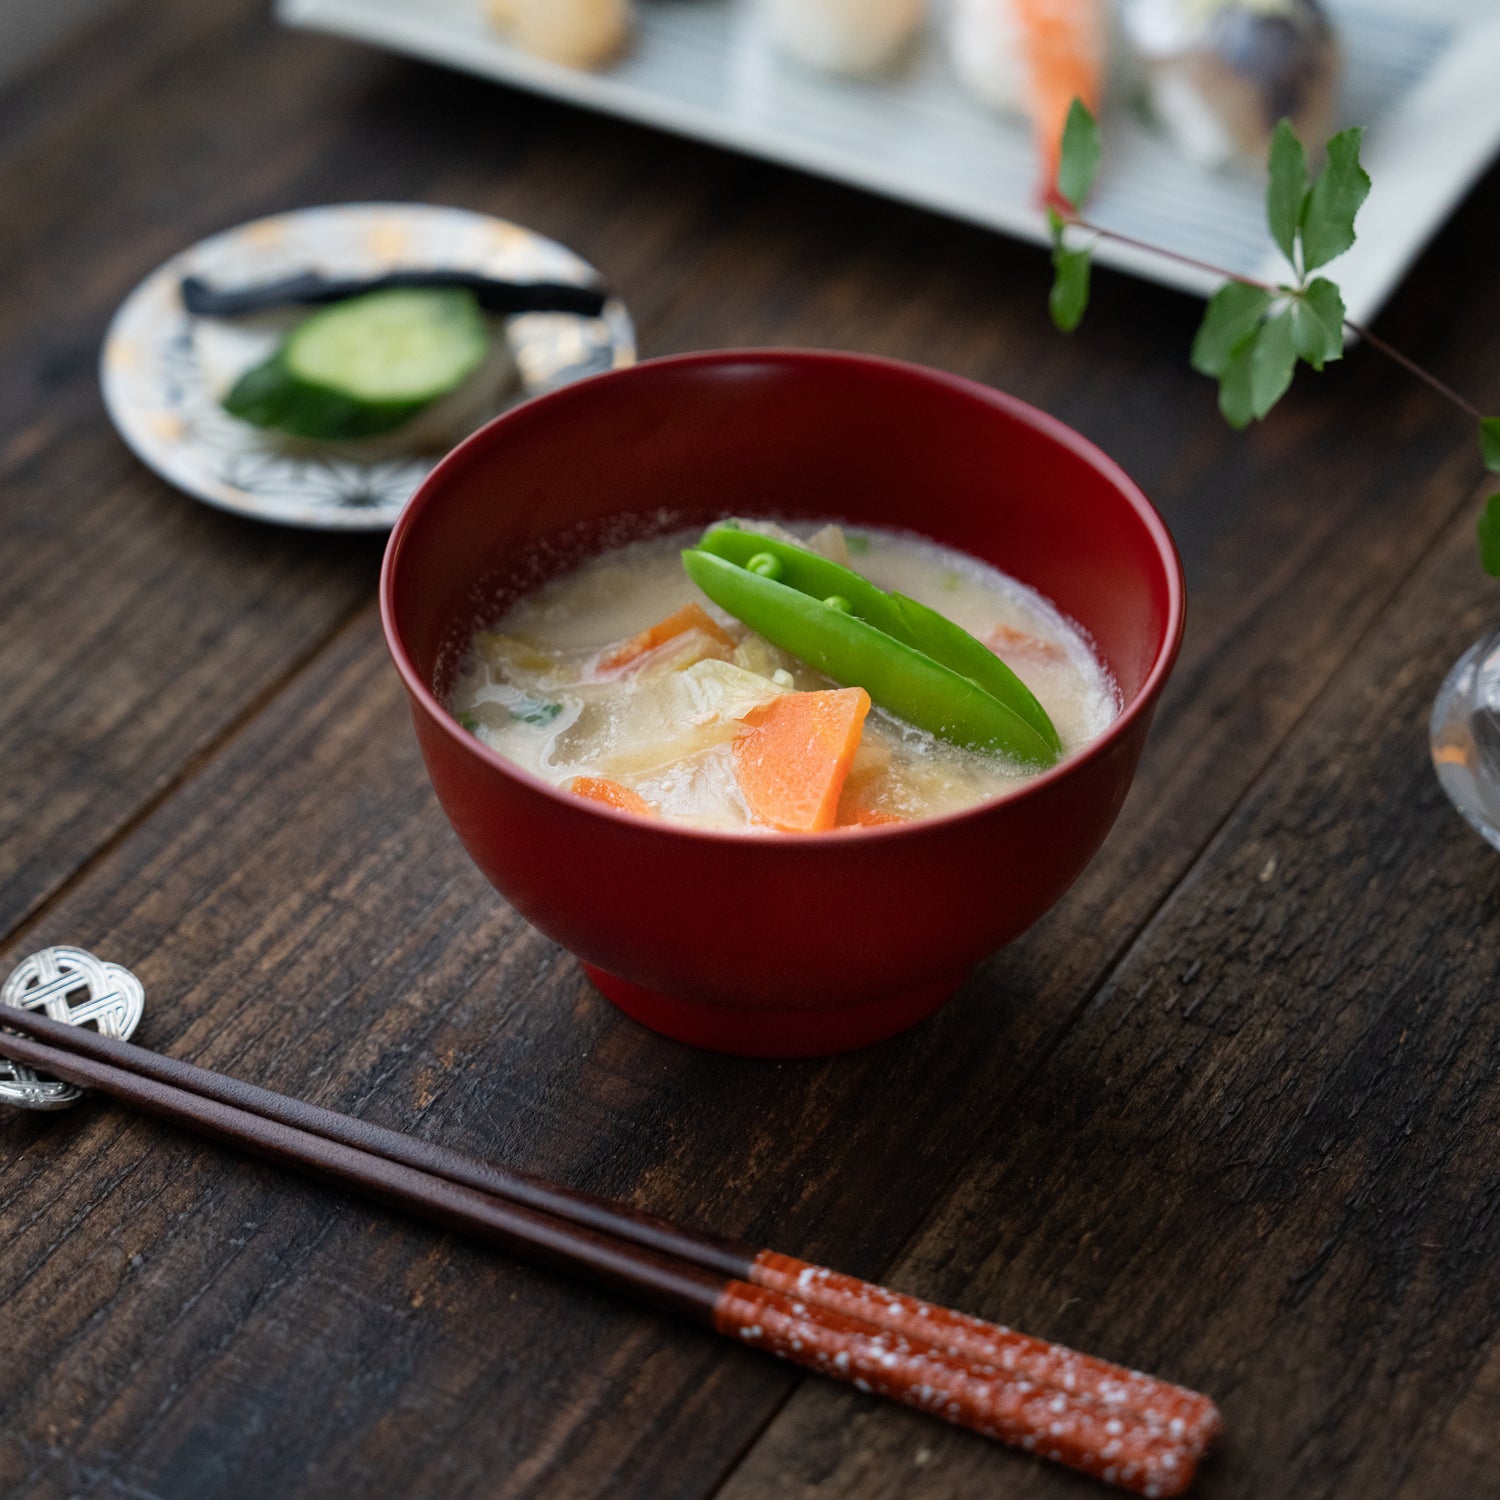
[{"xmin": 3, "ymin": 5, "xmax": 1497, "ymax": 1497}]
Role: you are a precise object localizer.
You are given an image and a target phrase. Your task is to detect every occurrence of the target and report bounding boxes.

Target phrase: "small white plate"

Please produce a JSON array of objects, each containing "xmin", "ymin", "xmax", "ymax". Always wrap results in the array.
[{"xmin": 100, "ymin": 203, "xmax": 635, "ymax": 531}]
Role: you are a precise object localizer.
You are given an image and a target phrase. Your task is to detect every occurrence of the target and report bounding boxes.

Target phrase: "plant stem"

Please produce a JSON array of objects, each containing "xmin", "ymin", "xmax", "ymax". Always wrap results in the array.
[
  {"xmin": 1342, "ymin": 318, "xmax": 1484, "ymax": 423},
  {"xmin": 1067, "ymin": 215, "xmax": 1486, "ymax": 427},
  {"xmin": 1070, "ymin": 218, "xmax": 1281, "ymax": 296}
]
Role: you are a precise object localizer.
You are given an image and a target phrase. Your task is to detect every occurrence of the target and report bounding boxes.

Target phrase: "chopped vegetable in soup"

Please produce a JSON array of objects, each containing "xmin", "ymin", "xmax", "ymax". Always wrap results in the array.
[
  {"xmin": 448, "ymin": 522, "xmax": 1119, "ymax": 832},
  {"xmin": 684, "ymin": 525, "xmax": 1060, "ymax": 763}
]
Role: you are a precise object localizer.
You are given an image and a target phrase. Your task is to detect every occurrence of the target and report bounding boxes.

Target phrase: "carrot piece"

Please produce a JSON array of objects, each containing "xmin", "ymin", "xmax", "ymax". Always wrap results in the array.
[
  {"xmin": 597, "ymin": 603, "xmax": 736, "ymax": 672},
  {"xmin": 834, "ymin": 761, "xmax": 906, "ymax": 829},
  {"xmin": 983, "ymin": 623, "xmax": 1065, "ymax": 664},
  {"xmin": 1014, "ymin": 0, "xmax": 1105, "ymax": 203},
  {"xmin": 732, "ymin": 687, "xmax": 871, "ymax": 833},
  {"xmin": 567, "ymin": 776, "xmax": 656, "ymax": 817},
  {"xmin": 839, "ymin": 803, "xmax": 905, "ymax": 829}
]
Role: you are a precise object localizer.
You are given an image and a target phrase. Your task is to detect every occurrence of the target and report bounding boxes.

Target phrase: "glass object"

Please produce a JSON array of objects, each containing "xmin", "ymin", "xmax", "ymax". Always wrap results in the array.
[{"xmin": 1430, "ymin": 625, "xmax": 1500, "ymax": 851}]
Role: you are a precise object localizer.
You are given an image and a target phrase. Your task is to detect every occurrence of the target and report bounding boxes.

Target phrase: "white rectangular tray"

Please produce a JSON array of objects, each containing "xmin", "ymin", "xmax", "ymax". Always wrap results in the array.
[{"xmin": 280, "ymin": 0, "xmax": 1500, "ymax": 323}]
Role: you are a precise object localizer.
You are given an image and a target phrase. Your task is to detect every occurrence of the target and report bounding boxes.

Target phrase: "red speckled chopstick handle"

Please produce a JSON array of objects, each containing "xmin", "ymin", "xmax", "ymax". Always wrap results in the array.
[
  {"xmin": 715, "ymin": 1283, "xmax": 1199, "ymax": 1497},
  {"xmin": 751, "ymin": 1253, "xmax": 1218, "ymax": 1454},
  {"xmin": 734, "ymin": 1254, "xmax": 1221, "ymax": 1496}
]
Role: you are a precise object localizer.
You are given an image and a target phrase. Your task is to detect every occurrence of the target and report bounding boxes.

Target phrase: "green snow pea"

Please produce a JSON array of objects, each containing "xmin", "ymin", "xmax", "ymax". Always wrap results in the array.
[{"xmin": 682, "ymin": 527, "xmax": 1061, "ymax": 765}]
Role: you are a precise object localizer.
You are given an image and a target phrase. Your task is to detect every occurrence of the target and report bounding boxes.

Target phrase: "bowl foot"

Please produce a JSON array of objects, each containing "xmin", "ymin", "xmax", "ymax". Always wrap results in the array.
[{"xmin": 581, "ymin": 963, "xmax": 964, "ymax": 1057}]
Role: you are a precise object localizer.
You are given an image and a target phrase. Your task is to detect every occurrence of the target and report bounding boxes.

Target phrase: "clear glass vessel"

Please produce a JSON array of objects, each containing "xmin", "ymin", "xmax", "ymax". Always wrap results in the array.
[{"xmin": 1430, "ymin": 625, "xmax": 1500, "ymax": 851}]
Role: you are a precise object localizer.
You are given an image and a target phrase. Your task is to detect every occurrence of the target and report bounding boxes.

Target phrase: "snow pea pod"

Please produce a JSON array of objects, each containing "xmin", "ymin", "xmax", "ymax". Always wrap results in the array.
[
  {"xmin": 694, "ymin": 527, "xmax": 1059, "ymax": 752},
  {"xmin": 883, "ymin": 590, "xmax": 1060, "ymax": 751},
  {"xmin": 695, "ymin": 526, "xmax": 911, "ymax": 636},
  {"xmin": 682, "ymin": 531, "xmax": 1061, "ymax": 765}
]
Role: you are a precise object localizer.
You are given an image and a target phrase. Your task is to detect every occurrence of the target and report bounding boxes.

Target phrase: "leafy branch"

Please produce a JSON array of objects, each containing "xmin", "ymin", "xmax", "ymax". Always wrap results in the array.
[{"xmin": 1048, "ymin": 102, "xmax": 1500, "ymax": 577}]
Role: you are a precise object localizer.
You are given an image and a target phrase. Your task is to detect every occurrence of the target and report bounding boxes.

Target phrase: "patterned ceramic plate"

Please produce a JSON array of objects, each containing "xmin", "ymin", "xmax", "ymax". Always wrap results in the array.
[{"xmin": 100, "ymin": 203, "xmax": 635, "ymax": 531}]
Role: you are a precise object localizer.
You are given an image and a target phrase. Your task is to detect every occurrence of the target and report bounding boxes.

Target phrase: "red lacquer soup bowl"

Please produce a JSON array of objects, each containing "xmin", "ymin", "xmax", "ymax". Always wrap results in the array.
[{"xmin": 380, "ymin": 350, "xmax": 1184, "ymax": 1057}]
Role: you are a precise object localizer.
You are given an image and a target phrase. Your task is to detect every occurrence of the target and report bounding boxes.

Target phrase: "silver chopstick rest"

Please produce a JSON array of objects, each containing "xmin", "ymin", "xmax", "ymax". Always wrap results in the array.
[{"xmin": 0, "ymin": 946, "xmax": 145, "ymax": 1111}]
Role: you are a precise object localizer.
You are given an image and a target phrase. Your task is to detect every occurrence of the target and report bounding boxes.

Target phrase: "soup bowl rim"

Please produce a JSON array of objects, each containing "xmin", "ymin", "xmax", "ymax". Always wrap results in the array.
[{"xmin": 379, "ymin": 347, "xmax": 1185, "ymax": 844}]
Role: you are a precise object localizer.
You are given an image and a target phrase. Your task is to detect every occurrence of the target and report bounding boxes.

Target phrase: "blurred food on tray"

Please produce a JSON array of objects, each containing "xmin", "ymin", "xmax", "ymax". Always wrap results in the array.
[
  {"xmin": 768, "ymin": 0, "xmax": 927, "ymax": 75},
  {"xmin": 486, "ymin": 0, "xmax": 633, "ymax": 69},
  {"xmin": 1122, "ymin": 0, "xmax": 1340, "ymax": 168},
  {"xmin": 944, "ymin": 0, "xmax": 1105, "ymax": 189},
  {"xmin": 479, "ymin": 0, "xmax": 1343, "ymax": 186}
]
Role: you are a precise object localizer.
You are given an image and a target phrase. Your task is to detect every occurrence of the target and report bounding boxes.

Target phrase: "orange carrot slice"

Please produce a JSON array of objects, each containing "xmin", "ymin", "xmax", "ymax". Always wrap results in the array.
[
  {"xmin": 567, "ymin": 776, "xmax": 656, "ymax": 817},
  {"xmin": 597, "ymin": 603, "xmax": 736, "ymax": 672},
  {"xmin": 983, "ymin": 623, "xmax": 1065, "ymax": 664},
  {"xmin": 838, "ymin": 802, "xmax": 905, "ymax": 829},
  {"xmin": 1015, "ymin": 0, "xmax": 1105, "ymax": 201},
  {"xmin": 732, "ymin": 687, "xmax": 871, "ymax": 833},
  {"xmin": 834, "ymin": 761, "xmax": 906, "ymax": 830}
]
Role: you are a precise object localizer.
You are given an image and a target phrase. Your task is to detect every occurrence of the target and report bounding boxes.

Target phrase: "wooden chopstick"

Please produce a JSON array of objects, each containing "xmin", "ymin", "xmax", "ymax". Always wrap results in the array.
[
  {"xmin": 1, "ymin": 1004, "xmax": 751, "ymax": 1274},
  {"xmin": 0, "ymin": 1011, "xmax": 1219, "ymax": 1496},
  {"xmin": 0, "ymin": 1011, "xmax": 1216, "ymax": 1445},
  {"xmin": 0, "ymin": 1024, "xmax": 723, "ymax": 1314}
]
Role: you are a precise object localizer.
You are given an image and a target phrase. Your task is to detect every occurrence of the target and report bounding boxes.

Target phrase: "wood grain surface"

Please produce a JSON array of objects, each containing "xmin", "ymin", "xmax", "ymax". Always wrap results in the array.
[{"xmin": 1, "ymin": 4, "xmax": 1496, "ymax": 1498}]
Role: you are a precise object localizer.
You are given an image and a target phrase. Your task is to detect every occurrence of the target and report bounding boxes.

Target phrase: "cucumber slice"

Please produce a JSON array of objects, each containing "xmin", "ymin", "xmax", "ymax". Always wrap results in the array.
[
  {"xmin": 222, "ymin": 288, "xmax": 490, "ymax": 440},
  {"xmin": 284, "ymin": 288, "xmax": 488, "ymax": 402}
]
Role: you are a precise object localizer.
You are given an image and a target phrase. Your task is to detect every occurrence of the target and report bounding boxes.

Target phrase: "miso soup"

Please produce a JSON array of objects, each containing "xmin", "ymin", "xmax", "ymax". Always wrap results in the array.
[{"xmin": 449, "ymin": 521, "xmax": 1118, "ymax": 832}]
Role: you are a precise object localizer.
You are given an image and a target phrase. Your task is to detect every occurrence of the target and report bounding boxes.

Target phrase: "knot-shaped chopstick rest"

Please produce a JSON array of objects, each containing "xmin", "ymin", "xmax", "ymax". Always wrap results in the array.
[{"xmin": 0, "ymin": 947, "xmax": 144, "ymax": 1111}]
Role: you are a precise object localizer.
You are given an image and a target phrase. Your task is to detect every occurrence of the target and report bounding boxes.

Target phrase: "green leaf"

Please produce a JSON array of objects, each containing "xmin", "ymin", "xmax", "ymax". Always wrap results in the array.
[
  {"xmin": 1191, "ymin": 282, "xmax": 1274, "ymax": 377},
  {"xmin": 1480, "ymin": 418, "xmax": 1500, "ymax": 474},
  {"xmin": 1266, "ymin": 120, "xmax": 1309, "ymax": 268},
  {"xmin": 1047, "ymin": 205, "xmax": 1067, "ymax": 250},
  {"xmin": 1217, "ymin": 337, "xmax": 1258, "ymax": 429},
  {"xmin": 1301, "ymin": 127, "xmax": 1370, "ymax": 272},
  {"xmin": 1214, "ymin": 310, "xmax": 1298, "ymax": 427},
  {"xmin": 1289, "ymin": 278, "xmax": 1345, "ymax": 370},
  {"xmin": 1049, "ymin": 244, "xmax": 1092, "ymax": 333},
  {"xmin": 1249, "ymin": 308, "xmax": 1298, "ymax": 419},
  {"xmin": 1057, "ymin": 99, "xmax": 1101, "ymax": 210},
  {"xmin": 1479, "ymin": 495, "xmax": 1500, "ymax": 577}
]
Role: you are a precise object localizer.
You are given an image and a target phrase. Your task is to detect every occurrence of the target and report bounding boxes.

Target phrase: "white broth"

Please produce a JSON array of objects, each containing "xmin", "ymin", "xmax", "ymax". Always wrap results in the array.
[{"xmin": 448, "ymin": 522, "xmax": 1118, "ymax": 831}]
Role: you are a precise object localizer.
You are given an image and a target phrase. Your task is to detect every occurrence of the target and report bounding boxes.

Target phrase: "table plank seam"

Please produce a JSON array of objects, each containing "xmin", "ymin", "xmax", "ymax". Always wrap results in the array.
[{"xmin": 0, "ymin": 595, "xmax": 377, "ymax": 960}]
